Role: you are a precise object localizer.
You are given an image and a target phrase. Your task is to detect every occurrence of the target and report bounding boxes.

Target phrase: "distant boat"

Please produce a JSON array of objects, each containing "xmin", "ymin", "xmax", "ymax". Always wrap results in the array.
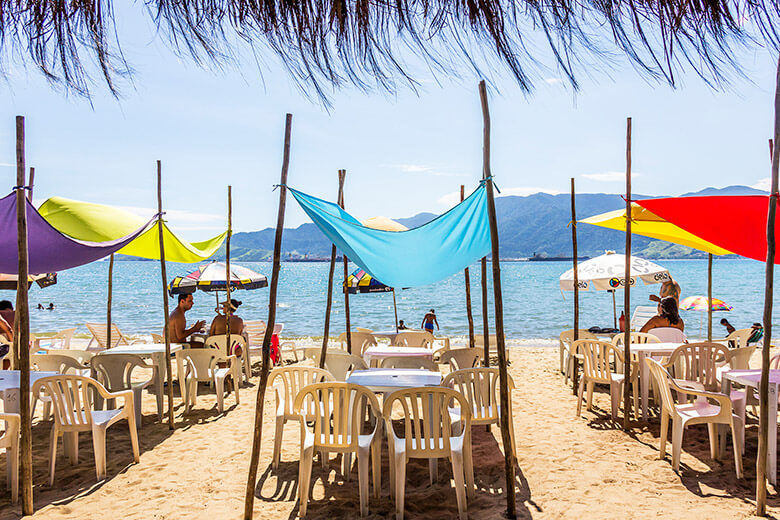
[{"xmin": 529, "ymin": 253, "xmax": 590, "ymax": 262}]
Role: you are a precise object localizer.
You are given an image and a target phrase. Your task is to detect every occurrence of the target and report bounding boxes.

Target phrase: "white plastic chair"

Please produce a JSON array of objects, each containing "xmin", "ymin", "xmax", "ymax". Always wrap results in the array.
[
  {"xmin": 270, "ymin": 366, "xmax": 335, "ymax": 469},
  {"xmin": 647, "ymin": 327, "xmax": 687, "ymax": 343},
  {"xmin": 295, "ymin": 382, "xmax": 382, "ymax": 517},
  {"xmin": 392, "ymin": 331, "xmax": 433, "ymax": 348},
  {"xmin": 32, "ymin": 375, "xmax": 140, "ymax": 484},
  {"xmin": 631, "ymin": 306, "xmax": 659, "ymax": 331},
  {"xmin": 85, "ymin": 322, "xmax": 140, "ymax": 350},
  {"xmin": 439, "ymin": 349, "xmax": 482, "ymax": 372},
  {"xmin": 0, "ymin": 413, "xmax": 19, "ymax": 503},
  {"xmin": 337, "ymin": 332, "xmax": 378, "ymax": 355},
  {"xmin": 645, "ymin": 358, "xmax": 743, "ymax": 478},
  {"xmin": 611, "ymin": 332, "xmax": 660, "ymax": 347},
  {"xmin": 205, "ymin": 334, "xmax": 250, "ymax": 383},
  {"xmin": 90, "ymin": 353, "xmax": 160, "ymax": 428},
  {"xmin": 175, "ymin": 348, "xmax": 240, "ymax": 413},
  {"xmin": 383, "ymin": 387, "xmax": 473, "ymax": 520},
  {"xmin": 559, "ymin": 329, "xmax": 597, "ymax": 384},
  {"xmin": 324, "ymin": 351, "xmax": 368, "ymax": 381},
  {"xmin": 31, "ymin": 353, "xmax": 91, "ymax": 421},
  {"xmin": 44, "ymin": 349, "xmax": 95, "ymax": 366},
  {"xmin": 33, "ymin": 328, "xmax": 78, "ymax": 352},
  {"xmin": 574, "ymin": 339, "xmax": 636, "ymax": 420},
  {"xmin": 380, "ymin": 357, "xmax": 438, "ymax": 371},
  {"xmin": 725, "ymin": 328, "xmax": 755, "ymax": 349}
]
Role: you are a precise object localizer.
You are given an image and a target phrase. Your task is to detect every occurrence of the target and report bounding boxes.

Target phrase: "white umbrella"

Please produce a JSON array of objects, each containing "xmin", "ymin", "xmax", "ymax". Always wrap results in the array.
[{"xmin": 559, "ymin": 251, "xmax": 671, "ymax": 327}]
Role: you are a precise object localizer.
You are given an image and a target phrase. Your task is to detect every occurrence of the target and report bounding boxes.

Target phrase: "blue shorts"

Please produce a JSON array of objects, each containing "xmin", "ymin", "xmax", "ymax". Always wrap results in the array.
[{"xmin": 424, "ymin": 323, "xmax": 434, "ymax": 332}]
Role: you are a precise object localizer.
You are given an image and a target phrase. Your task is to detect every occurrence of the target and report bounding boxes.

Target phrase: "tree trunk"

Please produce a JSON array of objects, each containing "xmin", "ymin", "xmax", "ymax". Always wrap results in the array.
[
  {"xmin": 157, "ymin": 161, "xmax": 176, "ymax": 430},
  {"xmin": 319, "ymin": 171, "xmax": 346, "ymax": 368},
  {"xmin": 462, "ymin": 185, "xmax": 476, "ymax": 349},
  {"xmin": 340, "ymin": 170, "xmax": 352, "ymax": 353},
  {"xmin": 570, "ymin": 178, "xmax": 580, "ymax": 395},
  {"xmin": 623, "ymin": 117, "xmax": 633, "ymax": 431},
  {"xmin": 226, "ymin": 186, "xmax": 233, "ymax": 356},
  {"xmin": 481, "ymin": 257, "xmax": 489, "ymax": 366}
]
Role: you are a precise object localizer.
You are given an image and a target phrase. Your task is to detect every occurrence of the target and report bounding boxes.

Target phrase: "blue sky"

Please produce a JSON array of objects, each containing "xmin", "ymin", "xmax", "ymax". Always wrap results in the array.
[{"xmin": 0, "ymin": 10, "xmax": 778, "ymax": 240}]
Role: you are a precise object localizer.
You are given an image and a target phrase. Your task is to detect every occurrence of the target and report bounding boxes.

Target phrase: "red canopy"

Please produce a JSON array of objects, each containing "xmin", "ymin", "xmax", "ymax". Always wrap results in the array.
[{"xmin": 636, "ymin": 195, "xmax": 778, "ymax": 264}]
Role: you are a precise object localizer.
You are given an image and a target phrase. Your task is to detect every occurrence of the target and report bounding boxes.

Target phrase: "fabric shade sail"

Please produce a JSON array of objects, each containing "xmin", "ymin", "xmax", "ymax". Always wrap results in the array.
[
  {"xmin": 581, "ymin": 203, "xmax": 732, "ymax": 256},
  {"xmin": 0, "ymin": 192, "xmax": 152, "ymax": 274},
  {"xmin": 38, "ymin": 196, "xmax": 227, "ymax": 263},
  {"xmin": 636, "ymin": 195, "xmax": 778, "ymax": 263},
  {"xmin": 289, "ymin": 185, "xmax": 491, "ymax": 288}
]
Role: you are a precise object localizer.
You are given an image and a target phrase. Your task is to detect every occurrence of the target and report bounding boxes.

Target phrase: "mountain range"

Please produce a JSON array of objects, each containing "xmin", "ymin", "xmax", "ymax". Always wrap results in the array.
[{"xmin": 220, "ymin": 185, "xmax": 765, "ymax": 261}]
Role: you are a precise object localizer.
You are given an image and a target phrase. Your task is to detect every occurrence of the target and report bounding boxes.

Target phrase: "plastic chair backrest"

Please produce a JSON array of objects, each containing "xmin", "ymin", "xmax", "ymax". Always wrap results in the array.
[
  {"xmin": 294, "ymin": 382, "xmax": 381, "ymax": 449},
  {"xmin": 647, "ymin": 327, "xmax": 686, "ymax": 343},
  {"xmin": 631, "ymin": 306, "xmax": 658, "ymax": 331},
  {"xmin": 573, "ymin": 340, "xmax": 621, "ymax": 384},
  {"xmin": 383, "ymin": 387, "xmax": 471, "ymax": 458},
  {"xmin": 380, "ymin": 357, "xmax": 438, "ymax": 371},
  {"xmin": 85, "ymin": 322, "xmax": 128, "ymax": 349},
  {"xmin": 30, "ymin": 353, "xmax": 86, "ymax": 375},
  {"xmin": 324, "ymin": 352, "xmax": 367, "ymax": 380},
  {"xmin": 393, "ymin": 331, "xmax": 433, "ymax": 348},
  {"xmin": 269, "ymin": 366, "xmax": 335, "ymax": 416},
  {"xmin": 727, "ymin": 345, "xmax": 756, "ymax": 370},
  {"xmin": 244, "ymin": 320, "xmax": 267, "ymax": 344},
  {"xmin": 442, "ymin": 367, "xmax": 513, "ymax": 423},
  {"xmin": 337, "ymin": 332, "xmax": 378, "ymax": 355},
  {"xmin": 726, "ymin": 329, "xmax": 754, "ymax": 349},
  {"xmin": 770, "ymin": 351, "xmax": 780, "ymax": 369},
  {"xmin": 611, "ymin": 332, "xmax": 661, "ymax": 347},
  {"xmin": 355, "ymin": 327, "xmax": 374, "ymax": 333},
  {"xmin": 645, "ymin": 358, "xmax": 677, "ymax": 416},
  {"xmin": 439, "ymin": 349, "xmax": 482, "ymax": 371},
  {"xmin": 559, "ymin": 329, "xmax": 598, "ymax": 347},
  {"xmin": 176, "ymin": 348, "xmax": 223, "ymax": 382},
  {"xmin": 205, "ymin": 334, "xmax": 247, "ymax": 357},
  {"xmin": 273, "ymin": 323, "xmax": 284, "ymax": 335},
  {"xmin": 47, "ymin": 349, "xmax": 94, "ymax": 365},
  {"xmin": 32, "ymin": 375, "xmax": 106, "ymax": 428},
  {"xmin": 665, "ymin": 342, "xmax": 729, "ymax": 391},
  {"xmin": 90, "ymin": 353, "xmax": 150, "ymax": 393}
]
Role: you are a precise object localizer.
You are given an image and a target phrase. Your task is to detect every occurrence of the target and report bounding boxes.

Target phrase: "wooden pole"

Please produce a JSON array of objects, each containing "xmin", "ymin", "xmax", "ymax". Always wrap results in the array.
[
  {"xmin": 226, "ymin": 186, "xmax": 233, "ymax": 353},
  {"xmin": 107, "ymin": 253, "xmax": 114, "ymax": 348},
  {"xmin": 392, "ymin": 289, "xmax": 399, "ymax": 332},
  {"xmin": 479, "ymin": 80, "xmax": 516, "ymax": 519},
  {"xmin": 340, "ymin": 170, "xmax": 353, "ymax": 354},
  {"xmin": 244, "ymin": 114, "xmax": 292, "ymax": 519},
  {"xmin": 707, "ymin": 253, "xmax": 713, "ymax": 342},
  {"xmin": 15, "ymin": 116, "xmax": 33, "ymax": 514},
  {"xmin": 319, "ymin": 171, "xmax": 345, "ymax": 369},
  {"xmin": 463, "ymin": 185, "xmax": 476, "ymax": 348},
  {"xmin": 571, "ymin": 178, "xmax": 581, "ymax": 394},
  {"xmin": 757, "ymin": 55, "xmax": 780, "ymax": 517},
  {"xmin": 481, "ymin": 258, "xmax": 490, "ymax": 366},
  {"xmin": 27, "ymin": 167, "xmax": 34, "ymax": 201},
  {"xmin": 157, "ymin": 161, "xmax": 175, "ymax": 430},
  {"xmin": 623, "ymin": 117, "xmax": 633, "ymax": 431}
]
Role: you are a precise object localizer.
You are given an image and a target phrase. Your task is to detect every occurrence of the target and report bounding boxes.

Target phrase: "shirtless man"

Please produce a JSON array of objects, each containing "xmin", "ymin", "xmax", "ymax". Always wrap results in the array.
[
  {"xmin": 421, "ymin": 309, "xmax": 439, "ymax": 334},
  {"xmin": 169, "ymin": 294, "xmax": 205, "ymax": 344},
  {"xmin": 649, "ymin": 276, "xmax": 681, "ymax": 304}
]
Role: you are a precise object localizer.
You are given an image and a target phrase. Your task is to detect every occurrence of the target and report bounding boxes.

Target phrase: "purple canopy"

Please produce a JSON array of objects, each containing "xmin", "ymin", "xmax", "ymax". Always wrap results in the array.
[{"xmin": 0, "ymin": 192, "xmax": 155, "ymax": 274}]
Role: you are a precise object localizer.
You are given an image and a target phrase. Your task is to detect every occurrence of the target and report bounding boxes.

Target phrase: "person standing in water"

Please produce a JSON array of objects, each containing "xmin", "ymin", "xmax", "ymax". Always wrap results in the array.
[{"xmin": 421, "ymin": 309, "xmax": 439, "ymax": 334}]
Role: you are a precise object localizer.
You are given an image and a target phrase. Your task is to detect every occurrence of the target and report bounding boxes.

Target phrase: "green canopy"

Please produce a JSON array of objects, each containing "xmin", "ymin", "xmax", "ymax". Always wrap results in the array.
[{"xmin": 38, "ymin": 196, "xmax": 227, "ymax": 263}]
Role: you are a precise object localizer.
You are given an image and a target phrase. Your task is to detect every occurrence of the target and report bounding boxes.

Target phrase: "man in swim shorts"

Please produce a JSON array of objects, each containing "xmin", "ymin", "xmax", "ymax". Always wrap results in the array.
[{"xmin": 421, "ymin": 309, "xmax": 439, "ymax": 334}]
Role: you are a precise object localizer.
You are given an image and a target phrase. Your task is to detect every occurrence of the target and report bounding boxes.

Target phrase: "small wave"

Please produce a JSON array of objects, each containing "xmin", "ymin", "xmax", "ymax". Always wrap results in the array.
[{"xmin": 276, "ymin": 303, "xmax": 291, "ymax": 308}]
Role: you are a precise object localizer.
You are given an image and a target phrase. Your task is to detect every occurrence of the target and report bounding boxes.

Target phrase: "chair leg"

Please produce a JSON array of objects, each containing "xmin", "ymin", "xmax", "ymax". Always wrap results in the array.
[
  {"xmin": 707, "ymin": 423, "xmax": 719, "ymax": 461},
  {"xmin": 215, "ymin": 376, "xmax": 226, "ymax": 413},
  {"xmin": 42, "ymin": 400, "xmax": 51, "ymax": 421},
  {"xmin": 298, "ymin": 445, "xmax": 314, "ymax": 517},
  {"xmin": 133, "ymin": 389, "xmax": 143, "ymax": 430},
  {"xmin": 395, "ymin": 456, "xmax": 406, "ymax": 520},
  {"xmin": 586, "ymin": 382, "xmax": 595, "ymax": 411},
  {"xmin": 464, "ymin": 430, "xmax": 475, "ymax": 500},
  {"xmin": 671, "ymin": 417, "xmax": 684, "ymax": 472},
  {"xmin": 128, "ymin": 409, "xmax": 140, "ymax": 463},
  {"xmin": 48, "ymin": 426, "xmax": 58, "ymax": 486},
  {"xmin": 610, "ymin": 382, "xmax": 621, "ymax": 420},
  {"xmin": 450, "ymin": 451, "xmax": 468, "ymax": 520},
  {"xmin": 576, "ymin": 378, "xmax": 585, "ymax": 417},
  {"xmin": 92, "ymin": 425, "xmax": 107, "ymax": 481},
  {"xmin": 371, "ymin": 437, "xmax": 381, "ymax": 500},
  {"xmin": 272, "ymin": 415, "xmax": 285, "ymax": 470},
  {"xmin": 632, "ymin": 381, "xmax": 639, "ymax": 419},
  {"xmin": 357, "ymin": 448, "xmax": 369, "ymax": 517},
  {"xmin": 659, "ymin": 409, "xmax": 669, "ymax": 459},
  {"xmin": 428, "ymin": 458, "xmax": 437, "ymax": 485},
  {"xmin": 731, "ymin": 418, "xmax": 744, "ymax": 479},
  {"xmin": 8, "ymin": 436, "xmax": 18, "ymax": 503}
]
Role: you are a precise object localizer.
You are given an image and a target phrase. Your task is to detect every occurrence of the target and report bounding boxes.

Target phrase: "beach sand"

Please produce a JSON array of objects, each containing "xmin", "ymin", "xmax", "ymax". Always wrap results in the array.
[{"xmin": 0, "ymin": 346, "xmax": 778, "ymax": 519}]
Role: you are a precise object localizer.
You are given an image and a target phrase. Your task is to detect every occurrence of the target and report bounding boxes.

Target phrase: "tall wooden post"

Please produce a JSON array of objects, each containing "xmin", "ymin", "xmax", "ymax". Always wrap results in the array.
[
  {"xmin": 157, "ymin": 161, "xmax": 175, "ymax": 429},
  {"xmin": 623, "ymin": 117, "xmax": 633, "ymax": 430},
  {"xmin": 226, "ymin": 186, "xmax": 233, "ymax": 352},
  {"xmin": 481, "ymin": 258, "xmax": 490, "ymax": 366},
  {"xmin": 15, "ymin": 116, "xmax": 33, "ymax": 514},
  {"xmin": 244, "ymin": 114, "xmax": 292, "ymax": 520},
  {"xmin": 340, "ymin": 170, "xmax": 353, "ymax": 354},
  {"xmin": 757, "ymin": 55, "xmax": 780, "ymax": 517},
  {"xmin": 392, "ymin": 289, "xmax": 399, "ymax": 332},
  {"xmin": 28, "ymin": 167, "xmax": 34, "ymax": 201},
  {"xmin": 570, "ymin": 178, "xmax": 580, "ymax": 395},
  {"xmin": 107, "ymin": 254, "xmax": 114, "ymax": 348},
  {"xmin": 707, "ymin": 254, "xmax": 713, "ymax": 342},
  {"xmin": 319, "ymin": 171, "xmax": 346, "ymax": 369},
  {"xmin": 479, "ymin": 81, "xmax": 516, "ymax": 518},
  {"xmin": 462, "ymin": 185, "xmax": 476, "ymax": 348}
]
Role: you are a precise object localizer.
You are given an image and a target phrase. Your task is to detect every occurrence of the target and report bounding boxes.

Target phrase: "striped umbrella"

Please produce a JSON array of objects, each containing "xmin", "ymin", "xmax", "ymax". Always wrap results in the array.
[
  {"xmin": 679, "ymin": 295, "xmax": 733, "ymax": 312},
  {"xmin": 343, "ymin": 268, "xmax": 393, "ymax": 294},
  {"xmin": 168, "ymin": 261, "xmax": 268, "ymax": 295}
]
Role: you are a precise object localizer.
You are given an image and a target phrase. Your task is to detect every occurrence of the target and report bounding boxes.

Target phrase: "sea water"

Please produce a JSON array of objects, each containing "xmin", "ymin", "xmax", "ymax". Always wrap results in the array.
[{"xmin": 19, "ymin": 258, "xmax": 775, "ymax": 344}]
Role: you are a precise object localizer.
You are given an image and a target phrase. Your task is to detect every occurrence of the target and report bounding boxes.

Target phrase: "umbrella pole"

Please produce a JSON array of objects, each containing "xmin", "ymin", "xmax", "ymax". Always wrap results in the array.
[
  {"xmin": 623, "ymin": 117, "xmax": 633, "ymax": 431},
  {"xmin": 462, "ymin": 185, "xmax": 476, "ymax": 348},
  {"xmin": 757, "ymin": 56, "xmax": 780, "ymax": 516},
  {"xmin": 481, "ymin": 258, "xmax": 489, "ymax": 366},
  {"xmin": 340, "ymin": 169, "xmax": 353, "ymax": 354},
  {"xmin": 157, "ymin": 161, "xmax": 175, "ymax": 430},
  {"xmin": 107, "ymin": 253, "xmax": 114, "ymax": 348},
  {"xmin": 244, "ymin": 114, "xmax": 292, "ymax": 520},
  {"xmin": 612, "ymin": 290, "xmax": 617, "ymax": 330},
  {"xmin": 319, "ymin": 171, "xmax": 345, "ymax": 369},
  {"xmin": 225, "ymin": 186, "xmax": 232, "ymax": 359},
  {"xmin": 15, "ymin": 116, "xmax": 33, "ymax": 514},
  {"xmin": 393, "ymin": 288, "xmax": 399, "ymax": 332},
  {"xmin": 571, "ymin": 179, "xmax": 581, "ymax": 395},
  {"xmin": 707, "ymin": 254, "xmax": 713, "ymax": 342}
]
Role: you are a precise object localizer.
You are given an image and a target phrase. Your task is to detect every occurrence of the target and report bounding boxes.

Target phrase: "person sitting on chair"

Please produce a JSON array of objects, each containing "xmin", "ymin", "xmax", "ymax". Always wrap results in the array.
[
  {"xmin": 209, "ymin": 299, "xmax": 246, "ymax": 356},
  {"xmin": 640, "ymin": 296, "xmax": 685, "ymax": 334},
  {"xmin": 398, "ymin": 320, "xmax": 408, "ymax": 330},
  {"xmin": 169, "ymin": 294, "xmax": 206, "ymax": 345}
]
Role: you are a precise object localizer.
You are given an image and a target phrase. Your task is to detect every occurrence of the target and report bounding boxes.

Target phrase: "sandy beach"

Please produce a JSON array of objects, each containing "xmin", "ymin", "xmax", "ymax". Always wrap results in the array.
[{"xmin": 1, "ymin": 346, "xmax": 778, "ymax": 519}]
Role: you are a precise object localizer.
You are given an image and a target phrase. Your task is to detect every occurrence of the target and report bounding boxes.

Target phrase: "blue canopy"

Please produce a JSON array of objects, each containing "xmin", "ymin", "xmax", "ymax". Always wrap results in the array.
[{"xmin": 289, "ymin": 184, "xmax": 491, "ymax": 288}]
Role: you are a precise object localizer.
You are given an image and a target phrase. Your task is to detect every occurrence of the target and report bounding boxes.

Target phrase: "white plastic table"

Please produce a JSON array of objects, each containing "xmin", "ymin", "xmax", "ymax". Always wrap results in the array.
[
  {"xmin": 346, "ymin": 368, "xmax": 442, "ymax": 393},
  {"xmin": 363, "ymin": 346, "xmax": 433, "ymax": 367},
  {"xmin": 628, "ymin": 342, "xmax": 684, "ymax": 420},
  {"xmin": 721, "ymin": 369, "xmax": 780, "ymax": 484}
]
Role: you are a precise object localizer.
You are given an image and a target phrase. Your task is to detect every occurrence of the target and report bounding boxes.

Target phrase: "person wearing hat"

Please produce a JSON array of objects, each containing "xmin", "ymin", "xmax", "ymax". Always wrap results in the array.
[{"xmin": 209, "ymin": 298, "xmax": 247, "ymax": 343}]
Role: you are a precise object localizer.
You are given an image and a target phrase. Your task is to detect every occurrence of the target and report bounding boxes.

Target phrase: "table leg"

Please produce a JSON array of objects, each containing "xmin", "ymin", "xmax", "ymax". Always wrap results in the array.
[
  {"xmin": 769, "ymin": 384, "xmax": 778, "ymax": 486},
  {"xmin": 719, "ymin": 377, "xmax": 732, "ymax": 459},
  {"xmin": 640, "ymin": 352, "xmax": 649, "ymax": 420},
  {"xmin": 3, "ymin": 389, "xmax": 17, "ymax": 485},
  {"xmin": 152, "ymin": 353, "xmax": 166, "ymax": 420}
]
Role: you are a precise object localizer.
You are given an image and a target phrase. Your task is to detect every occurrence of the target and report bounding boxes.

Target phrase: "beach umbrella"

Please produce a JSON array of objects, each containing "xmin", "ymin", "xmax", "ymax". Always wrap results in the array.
[
  {"xmin": 679, "ymin": 295, "xmax": 732, "ymax": 337},
  {"xmin": 0, "ymin": 273, "xmax": 56, "ymax": 290},
  {"xmin": 343, "ymin": 267, "xmax": 400, "ymax": 332},
  {"xmin": 168, "ymin": 261, "xmax": 268, "ymax": 300},
  {"xmin": 559, "ymin": 251, "xmax": 671, "ymax": 327}
]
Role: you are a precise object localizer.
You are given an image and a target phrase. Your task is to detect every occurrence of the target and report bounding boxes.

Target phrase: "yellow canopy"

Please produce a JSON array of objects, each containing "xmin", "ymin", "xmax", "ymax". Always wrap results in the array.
[
  {"xmin": 38, "ymin": 196, "xmax": 227, "ymax": 263},
  {"xmin": 580, "ymin": 203, "xmax": 733, "ymax": 256}
]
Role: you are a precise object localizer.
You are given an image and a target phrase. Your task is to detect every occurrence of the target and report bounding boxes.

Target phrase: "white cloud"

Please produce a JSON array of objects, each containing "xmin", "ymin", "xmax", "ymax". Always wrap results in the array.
[
  {"xmin": 544, "ymin": 78, "xmax": 563, "ymax": 85},
  {"xmin": 0, "ymin": 162, "xmax": 13, "ymax": 168},
  {"xmin": 582, "ymin": 171, "xmax": 641, "ymax": 182},
  {"xmin": 391, "ymin": 164, "xmax": 464, "ymax": 177},
  {"xmin": 752, "ymin": 177, "xmax": 771, "ymax": 191}
]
